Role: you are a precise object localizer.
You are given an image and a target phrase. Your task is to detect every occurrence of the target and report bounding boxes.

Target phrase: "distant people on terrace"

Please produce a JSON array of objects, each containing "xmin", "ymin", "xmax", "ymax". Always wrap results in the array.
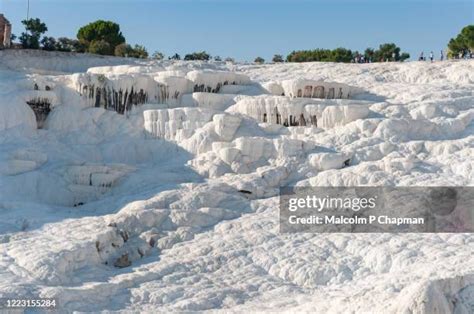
[
  {"xmin": 417, "ymin": 50, "xmax": 472, "ymax": 61},
  {"xmin": 352, "ymin": 49, "xmax": 472, "ymax": 63}
]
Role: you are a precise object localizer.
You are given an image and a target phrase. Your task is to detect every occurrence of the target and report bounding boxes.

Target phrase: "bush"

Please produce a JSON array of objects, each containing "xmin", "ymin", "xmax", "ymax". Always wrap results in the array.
[
  {"xmin": 152, "ymin": 51, "xmax": 165, "ymax": 60},
  {"xmin": 254, "ymin": 57, "xmax": 265, "ymax": 64},
  {"xmin": 331, "ymin": 48, "xmax": 353, "ymax": 62},
  {"xmin": 114, "ymin": 43, "xmax": 148, "ymax": 59},
  {"xmin": 19, "ymin": 18, "xmax": 48, "ymax": 49},
  {"xmin": 77, "ymin": 20, "xmax": 125, "ymax": 55},
  {"xmin": 89, "ymin": 40, "xmax": 112, "ymax": 55},
  {"xmin": 40, "ymin": 36, "xmax": 56, "ymax": 51},
  {"xmin": 184, "ymin": 51, "xmax": 211, "ymax": 61},
  {"xmin": 169, "ymin": 53, "xmax": 181, "ymax": 60},
  {"xmin": 129, "ymin": 45, "xmax": 148, "ymax": 59},
  {"xmin": 114, "ymin": 43, "xmax": 130, "ymax": 57},
  {"xmin": 56, "ymin": 37, "xmax": 85, "ymax": 52},
  {"xmin": 272, "ymin": 54, "xmax": 284, "ymax": 63}
]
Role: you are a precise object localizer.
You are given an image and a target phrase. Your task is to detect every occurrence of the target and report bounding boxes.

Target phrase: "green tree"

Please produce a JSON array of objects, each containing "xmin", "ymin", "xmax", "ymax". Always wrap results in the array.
[
  {"xmin": 184, "ymin": 51, "xmax": 211, "ymax": 61},
  {"xmin": 19, "ymin": 18, "xmax": 48, "ymax": 49},
  {"xmin": 129, "ymin": 45, "xmax": 148, "ymax": 59},
  {"xmin": 77, "ymin": 20, "xmax": 125, "ymax": 55},
  {"xmin": 373, "ymin": 43, "xmax": 398, "ymax": 61},
  {"xmin": 272, "ymin": 54, "xmax": 284, "ymax": 63},
  {"xmin": 399, "ymin": 52, "xmax": 410, "ymax": 61},
  {"xmin": 254, "ymin": 56, "xmax": 265, "ymax": 64},
  {"xmin": 88, "ymin": 40, "xmax": 112, "ymax": 55},
  {"xmin": 214, "ymin": 55, "xmax": 222, "ymax": 61},
  {"xmin": 448, "ymin": 25, "xmax": 474, "ymax": 58},
  {"xmin": 372, "ymin": 43, "xmax": 409, "ymax": 62},
  {"xmin": 331, "ymin": 48, "xmax": 353, "ymax": 63},
  {"xmin": 152, "ymin": 51, "xmax": 165, "ymax": 60},
  {"xmin": 287, "ymin": 45, "xmax": 408, "ymax": 63},
  {"xmin": 461, "ymin": 25, "xmax": 474, "ymax": 51},
  {"xmin": 114, "ymin": 43, "xmax": 130, "ymax": 57},
  {"xmin": 364, "ymin": 48, "xmax": 375, "ymax": 61},
  {"xmin": 40, "ymin": 36, "xmax": 56, "ymax": 51},
  {"xmin": 115, "ymin": 43, "xmax": 148, "ymax": 58},
  {"xmin": 56, "ymin": 37, "xmax": 84, "ymax": 52}
]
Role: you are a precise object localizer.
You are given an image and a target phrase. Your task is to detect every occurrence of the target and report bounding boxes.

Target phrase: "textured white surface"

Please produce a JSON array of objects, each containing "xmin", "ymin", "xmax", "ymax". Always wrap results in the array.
[{"xmin": 0, "ymin": 51, "xmax": 473, "ymax": 312}]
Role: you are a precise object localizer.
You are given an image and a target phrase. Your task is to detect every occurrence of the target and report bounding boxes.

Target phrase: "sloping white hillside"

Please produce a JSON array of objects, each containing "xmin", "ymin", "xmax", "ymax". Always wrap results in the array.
[{"xmin": 0, "ymin": 50, "xmax": 473, "ymax": 313}]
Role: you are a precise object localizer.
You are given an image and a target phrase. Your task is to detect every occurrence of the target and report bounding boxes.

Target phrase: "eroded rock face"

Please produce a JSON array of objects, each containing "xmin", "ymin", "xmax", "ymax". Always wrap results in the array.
[
  {"xmin": 281, "ymin": 79, "xmax": 361, "ymax": 99},
  {"xmin": 229, "ymin": 96, "xmax": 371, "ymax": 128},
  {"xmin": 143, "ymin": 108, "xmax": 216, "ymax": 140},
  {"xmin": 73, "ymin": 74, "xmax": 157, "ymax": 114},
  {"xmin": 26, "ymin": 98, "xmax": 52, "ymax": 129},
  {"xmin": 186, "ymin": 70, "xmax": 251, "ymax": 93}
]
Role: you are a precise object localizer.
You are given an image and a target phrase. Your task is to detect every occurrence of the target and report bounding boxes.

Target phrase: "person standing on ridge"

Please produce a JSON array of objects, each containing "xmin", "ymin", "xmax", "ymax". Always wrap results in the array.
[
  {"xmin": 440, "ymin": 50, "xmax": 444, "ymax": 61},
  {"xmin": 430, "ymin": 51, "xmax": 434, "ymax": 62},
  {"xmin": 419, "ymin": 51, "xmax": 424, "ymax": 61}
]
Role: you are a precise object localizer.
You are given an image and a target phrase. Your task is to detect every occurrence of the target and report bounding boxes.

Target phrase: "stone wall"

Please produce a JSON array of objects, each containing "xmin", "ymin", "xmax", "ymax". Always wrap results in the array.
[{"xmin": 0, "ymin": 14, "xmax": 12, "ymax": 49}]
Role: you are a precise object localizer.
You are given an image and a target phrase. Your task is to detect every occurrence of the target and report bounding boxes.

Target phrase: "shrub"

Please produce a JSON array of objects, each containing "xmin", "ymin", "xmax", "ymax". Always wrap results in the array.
[
  {"xmin": 88, "ymin": 40, "xmax": 112, "ymax": 55},
  {"xmin": 152, "ymin": 51, "xmax": 165, "ymax": 60},
  {"xmin": 272, "ymin": 54, "xmax": 284, "ymax": 63},
  {"xmin": 56, "ymin": 37, "xmax": 85, "ymax": 52},
  {"xmin": 184, "ymin": 51, "xmax": 211, "ymax": 61},
  {"xmin": 129, "ymin": 45, "xmax": 148, "ymax": 59},
  {"xmin": 115, "ymin": 43, "xmax": 148, "ymax": 59},
  {"xmin": 40, "ymin": 36, "xmax": 56, "ymax": 51},
  {"xmin": 254, "ymin": 57, "xmax": 265, "ymax": 64}
]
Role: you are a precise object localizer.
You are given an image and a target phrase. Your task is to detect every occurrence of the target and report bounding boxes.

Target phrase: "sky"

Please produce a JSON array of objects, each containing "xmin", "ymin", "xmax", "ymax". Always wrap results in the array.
[{"xmin": 1, "ymin": 0, "xmax": 472, "ymax": 61}]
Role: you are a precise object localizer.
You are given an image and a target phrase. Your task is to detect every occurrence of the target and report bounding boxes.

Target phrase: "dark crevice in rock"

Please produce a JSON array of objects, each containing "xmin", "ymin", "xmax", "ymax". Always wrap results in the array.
[{"xmin": 26, "ymin": 97, "xmax": 52, "ymax": 129}]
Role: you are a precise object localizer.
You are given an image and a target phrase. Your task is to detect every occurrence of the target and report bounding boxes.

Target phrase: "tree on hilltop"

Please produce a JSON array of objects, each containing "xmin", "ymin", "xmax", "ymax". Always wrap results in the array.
[
  {"xmin": 40, "ymin": 36, "xmax": 56, "ymax": 51},
  {"xmin": 114, "ymin": 43, "xmax": 148, "ymax": 59},
  {"xmin": 448, "ymin": 25, "xmax": 474, "ymax": 58},
  {"xmin": 77, "ymin": 20, "xmax": 125, "ymax": 55},
  {"xmin": 19, "ymin": 18, "xmax": 48, "ymax": 49},
  {"xmin": 184, "ymin": 51, "xmax": 211, "ymax": 61},
  {"xmin": 272, "ymin": 54, "xmax": 284, "ymax": 63},
  {"xmin": 372, "ymin": 43, "xmax": 409, "ymax": 62},
  {"xmin": 152, "ymin": 51, "xmax": 165, "ymax": 60}
]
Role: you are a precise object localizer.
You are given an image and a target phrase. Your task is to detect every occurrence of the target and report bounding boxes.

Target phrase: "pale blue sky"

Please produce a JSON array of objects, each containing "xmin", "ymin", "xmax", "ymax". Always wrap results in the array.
[{"xmin": 1, "ymin": 0, "xmax": 473, "ymax": 61}]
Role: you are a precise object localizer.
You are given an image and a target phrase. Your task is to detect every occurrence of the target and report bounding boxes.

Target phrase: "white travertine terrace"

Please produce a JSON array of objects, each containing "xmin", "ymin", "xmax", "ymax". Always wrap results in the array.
[{"xmin": 0, "ymin": 50, "xmax": 473, "ymax": 313}]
